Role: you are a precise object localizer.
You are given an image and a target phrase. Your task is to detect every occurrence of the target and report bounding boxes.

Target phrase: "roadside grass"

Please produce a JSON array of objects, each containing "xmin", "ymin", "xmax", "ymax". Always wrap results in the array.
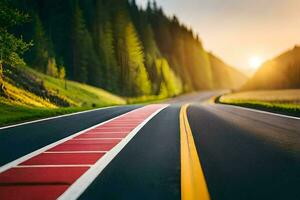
[
  {"xmin": 2, "ymin": 82, "xmax": 57, "ymax": 108},
  {"xmin": 218, "ymin": 90, "xmax": 300, "ymax": 117},
  {"xmin": 28, "ymin": 68, "xmax": 126, "ymax": 107},
  {"xmin": 0, "ymin": 102, "xmax": 93, "ymax": 127},
  {"xmin": 0, "ymin": 66, "xmax": 127, "ymax": 127},
  {"xmin": 126, "ymin": 95, "xmax": 169, "ymax": 105}
]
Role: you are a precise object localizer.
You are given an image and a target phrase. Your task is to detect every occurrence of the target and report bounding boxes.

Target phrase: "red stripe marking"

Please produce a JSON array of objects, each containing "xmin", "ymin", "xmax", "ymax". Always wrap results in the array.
[
  {"xmin": 0, "ymin": 105, "xmax": 166, "ymax": 199},
  {"xmin": 93, "ymin": 127, "xmax": 134, "ymax": 131},
  {"xmin": 85, "ymin": 130, "xmax": 129, "ymax": 134},
  {"xmin": 21, "ymin": 153, "xmax": 104, "ymax": 165},
  {"xmin": 0, "ymin": 167, "xmax": 89, "ymax": 199},
  {"xmin": 0, "ymin": 167, "xmax": 88, "ymax": 183},
  {"xmin": 47, "ymin": 137, "xmax": 122, "ymax": 152},
  {"xmin": 76, "ymin": 133, "xmax": 128, "ymax": 138},
  {"xmin": 48, "ymin": 143, "xmax": 117, "ymax": 152},
  {"xmin": 0, "ymin": 185, "xmax": 69, "ymax": 200}
]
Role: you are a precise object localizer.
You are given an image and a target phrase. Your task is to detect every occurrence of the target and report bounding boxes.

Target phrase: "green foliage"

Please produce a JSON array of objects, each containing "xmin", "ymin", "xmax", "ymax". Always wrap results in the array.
[
  {"xmin": 71, "ymin": 4, "xmax": 89, "ymax": 83},
  {"xmin": 46, "ymin": 58, "xmax": 59, "ymax": 78},
  {"xmin": 96, "ymin": 14, "xmax": 119, "ymax": 92},
  {"xmin": 125, "ymin": 22, "xmax": 151, "ymax": 96},
  {"xmin": 29, "ymin": 15, "xmax": 51, "ymax": 72},
  {"xmin": 71, "ymin": 3, "xmax": 102, "ymax": 86},
  {"xmin": 58, "ymin": 66, "xmax": 66, "ymax": 80},
  {"xmin": 156, "ymin": 58, "xmax": 182, "ymax": 97},
  {"xmin": 0, "ymin": 0, "xmax": 31, "ymax": 67},
  {"xmin": 0, "ymin": 0, "xmax": 31, "ymax": 95}
]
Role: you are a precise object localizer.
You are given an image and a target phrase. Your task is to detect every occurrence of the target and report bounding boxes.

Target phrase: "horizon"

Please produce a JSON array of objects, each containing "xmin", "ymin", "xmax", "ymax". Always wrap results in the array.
[{"xmin": 136, "ymin": 0, "xmax": 300, "ymax": 75}]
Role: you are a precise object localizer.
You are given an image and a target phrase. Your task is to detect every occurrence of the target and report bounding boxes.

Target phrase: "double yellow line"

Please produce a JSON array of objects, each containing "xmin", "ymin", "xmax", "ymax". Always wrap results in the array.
[{"xmin": 180, "ymin": 104, "xmax": 210, "ymax": 200}]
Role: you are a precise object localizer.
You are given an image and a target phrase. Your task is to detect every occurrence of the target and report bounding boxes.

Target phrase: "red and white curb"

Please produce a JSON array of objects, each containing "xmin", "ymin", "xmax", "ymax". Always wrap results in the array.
[{"xmin": 0, "ymin": 104, "xmax": 168, "ymax": 200}]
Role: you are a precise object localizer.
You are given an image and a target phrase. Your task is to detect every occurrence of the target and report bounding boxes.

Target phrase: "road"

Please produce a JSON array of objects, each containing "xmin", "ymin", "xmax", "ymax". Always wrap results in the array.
[{"xmin": 0, "ymin": 91, "xmax": 299, "ymax": 200}]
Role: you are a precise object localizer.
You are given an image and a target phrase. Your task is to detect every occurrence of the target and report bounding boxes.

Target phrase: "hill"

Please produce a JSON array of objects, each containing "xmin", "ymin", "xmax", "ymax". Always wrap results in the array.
[
  {"xmin": 0, "ymin": 64, "xmax": 125, "ymax": 126},
  {"xmin": 242, "ymin": 46, "xmax": 300, "ymax": 90},
  {"xmin": 209, "ymin": 53, "xmax": 247, "ymax": 89}
]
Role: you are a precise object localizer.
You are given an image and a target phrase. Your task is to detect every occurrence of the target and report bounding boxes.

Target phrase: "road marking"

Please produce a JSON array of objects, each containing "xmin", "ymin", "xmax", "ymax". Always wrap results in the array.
[
  {"xmin": 44, "ymin": 151, "xmax": 108, "ymax": 154},
  {"xmin": 72, "ymin": 138, "xmax": 123, "ymax": 140},
  {"xmin": 180, "ymin": 104, "xmax": 210, "ymax": 200},
  {"xmin": 218, "ymin": 104, "xmax": 300, "ymax": 120},
  {"xmin": 0, "ymin": 106, "xmax": 142, "ymax": 173},
  {"xmin": 0, "ymin": 106, "xmax": 118, "ymax": 130},
  {"xmin": 86, "ymin": 131, "xmax": 128, "ymax": 134},
  {"xmin": 57, "ymin": 104, "xmax": 168, "ymax": 200},
  {"xmin": 0, "ymin": 104, "xmax": 168, "ymax": 200},
  {"xmin": 15, "ymin": 165, "xmax": 92, "ymax": 168}
]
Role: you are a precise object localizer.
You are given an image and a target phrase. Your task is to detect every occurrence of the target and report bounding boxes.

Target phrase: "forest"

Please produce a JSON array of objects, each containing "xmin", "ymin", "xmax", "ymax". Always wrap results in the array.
[{"xmin": 0, "ymin": 0, "xmax": 244, "ymax": 99}]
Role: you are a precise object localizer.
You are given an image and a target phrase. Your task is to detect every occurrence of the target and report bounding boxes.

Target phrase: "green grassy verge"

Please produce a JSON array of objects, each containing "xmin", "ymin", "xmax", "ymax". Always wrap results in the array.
[
  {"xmin": 0, "ymin": 103, "xmax": 98, "ymax": 127},
  {"xmin": 218, "ymin": 97, "xmax": 300, "ymax": 117},
  {"xmin": 0, "ymin": 65, "xmax": 128, "ymax": 127},
  {"xmin": 27, "ymin": 67, "xmax": 126, "ymax": 107},
  {"xmin": 126, "ymin": 95, "xmax": 169, "ymax": 105}
]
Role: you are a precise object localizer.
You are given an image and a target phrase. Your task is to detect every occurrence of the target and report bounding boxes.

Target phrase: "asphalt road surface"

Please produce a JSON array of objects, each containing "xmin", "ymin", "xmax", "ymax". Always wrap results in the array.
[{"xmin": 0, "ymin": 91, "xmax": 299, "ymax": 200}]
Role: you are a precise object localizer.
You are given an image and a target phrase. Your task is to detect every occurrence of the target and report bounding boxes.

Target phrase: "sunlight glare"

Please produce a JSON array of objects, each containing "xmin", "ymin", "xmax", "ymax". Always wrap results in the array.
[{"xmin": 249, "ymin": 56, "xmax": 263, "ymax": 70}]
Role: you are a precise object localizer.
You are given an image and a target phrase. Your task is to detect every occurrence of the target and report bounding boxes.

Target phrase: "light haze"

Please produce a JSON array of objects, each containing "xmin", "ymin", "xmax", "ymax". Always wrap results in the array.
[{"xmin": 136, "ymin": 0, "xmax": 300, "ymax": 75}]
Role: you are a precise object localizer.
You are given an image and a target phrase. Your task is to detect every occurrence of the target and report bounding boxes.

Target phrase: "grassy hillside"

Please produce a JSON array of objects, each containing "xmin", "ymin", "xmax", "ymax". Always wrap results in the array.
[
  {"xmin": 209, "ymin": 53, "xmax": 248, "ymax": 89},
  {"xmin": 0, "ymin": 65, "xmax": 126, "ymax": 126},
  {"xmin": 242, "ymin": 46, "xmax": 300, "ymax": 90},
  {"xmin": 219, "ymin": 90, "xmax": 300, "ymax": 117}
]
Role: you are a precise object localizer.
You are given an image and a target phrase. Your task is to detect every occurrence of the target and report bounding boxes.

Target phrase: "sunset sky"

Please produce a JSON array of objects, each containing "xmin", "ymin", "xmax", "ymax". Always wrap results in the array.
[{"xmin": 136, "ymin": 0, "xmax": 300, "ymax": 75}]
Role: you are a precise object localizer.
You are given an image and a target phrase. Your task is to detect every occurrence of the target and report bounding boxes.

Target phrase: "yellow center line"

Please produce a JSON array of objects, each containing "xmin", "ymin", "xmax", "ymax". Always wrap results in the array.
[{"xmin": 180, "ymin": 104, "xmax": 210, "ymax": 200}]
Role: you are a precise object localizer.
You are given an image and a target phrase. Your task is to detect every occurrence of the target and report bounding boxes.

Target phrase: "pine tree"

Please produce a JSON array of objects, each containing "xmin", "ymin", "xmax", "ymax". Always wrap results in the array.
[
  {"xmin": 100, "ymin": 20, "xmax": 119, "ymax": 92},
  {"xmin": 71, "ymin": 3, "xmax": 102, "ymax": 85},
  {"xmin": 71, "ymin": 4, "xmax": 88, "ymax": 82},
  {"xmin": 125, "ymin": 22, "xmax": 151, "ymax": 96},
  {"xmin": 46, "ymin": 57, "xmax": 59, "ymax": 77},
  {"xmin": 30, "ymin": 14, "xmax": 51, "ymax": 72},
  {"xmin": 0, "ymin": 0, "xmax": 31, "ymax": 95},
  {"xmin": 157, "ymin": 58, "xmax": 182, "ymax": 97}
]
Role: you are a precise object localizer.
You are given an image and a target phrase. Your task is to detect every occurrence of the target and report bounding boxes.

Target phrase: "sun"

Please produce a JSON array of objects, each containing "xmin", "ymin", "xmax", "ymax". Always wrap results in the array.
[{"xmin": 249, "ymin": 56, "xmax": 263, "ymax": 70}]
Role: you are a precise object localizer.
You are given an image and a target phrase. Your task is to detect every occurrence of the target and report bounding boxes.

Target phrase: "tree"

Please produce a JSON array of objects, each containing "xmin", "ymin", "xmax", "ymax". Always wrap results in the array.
[
  {"xmin": 100, "ymin": 20, "xmax": 119, "ymax": 92},
  {"xmin": 157, "ymin": 58, "xmax": 182, "ymax": 97},
  {"xmin": 0, "ymin": 0, "xmax": 31, "ymax": 95},
  {"xmin": 46, "ymin": 57, "xmax": 58, "ymax": 77},
  {"xmin": 29, "ymin": 14, "xmax": 51, "ymax": 72},
  {"xmin": 71, "ymin": 3, "xmax": 102, "ymax": 85},
  {"xmin": 125, "ymin": 22, "xmax": 151, "ymax": 96},
  {"xmin": 58, "ymin": 66, "xmax": 66, "ymax": 80}
]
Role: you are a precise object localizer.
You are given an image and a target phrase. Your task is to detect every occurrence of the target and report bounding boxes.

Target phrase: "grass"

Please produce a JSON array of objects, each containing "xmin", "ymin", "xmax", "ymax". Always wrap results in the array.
[
  {"xmin": 126, "ymin": 94, "xmax": 169, "ymax": 104},
  {"xmin": 28, "ymin": 68, "xmax": 126, "ymax": 107},
  {"xmin": 0, "ymin": 102, "xmax": 94, "ymax": 127},
  {"xmin": 218, "ymin": 90, "xmax": 300, "ymax": 117},
  {"xmin": 0, "ymin": 65, "xmax": 128, "ymax": 126}
]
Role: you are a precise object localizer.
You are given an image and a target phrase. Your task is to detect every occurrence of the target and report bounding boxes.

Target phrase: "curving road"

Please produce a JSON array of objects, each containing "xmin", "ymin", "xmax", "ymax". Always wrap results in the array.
[{"xmin": 0, "ymin": 91, "xmax": 299, "ymax": 200}]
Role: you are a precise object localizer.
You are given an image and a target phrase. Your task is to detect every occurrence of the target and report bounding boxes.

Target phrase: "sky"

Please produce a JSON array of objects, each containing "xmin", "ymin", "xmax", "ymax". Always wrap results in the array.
[{"xmin": 136, "ymin": 0, "xmax": 300, "ymax": 75}]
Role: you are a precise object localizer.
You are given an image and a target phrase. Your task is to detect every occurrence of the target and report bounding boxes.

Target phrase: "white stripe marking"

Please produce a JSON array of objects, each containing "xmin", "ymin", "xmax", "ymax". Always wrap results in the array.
[
  {"xmin": 220, "ymin": 104, "xmax": 300, "ymax": 120},
  {"xmin": 15, "ymin": 165, "xmax": 92, "ymax": 168},
  {"xmin": 58, "ymin": 105, "xmax": 168, "ymax": 200},
  {"xmin": 0, "ymin": 106, "xmax": 118, "ymax": 130},
  {"xmin": 85, "ymin": 132, "xmax": 128, "ymax": 134},
  {"xmin": 72, "ymin": 138, "xmax": 123, "ymax": 141},
  {"xmin": 44, "ymin": 151, "xmax": 107, "ymax": 154},
  {"xmin": 0, "ymin": 107, "xmax": 145, "ymax": 173}
]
